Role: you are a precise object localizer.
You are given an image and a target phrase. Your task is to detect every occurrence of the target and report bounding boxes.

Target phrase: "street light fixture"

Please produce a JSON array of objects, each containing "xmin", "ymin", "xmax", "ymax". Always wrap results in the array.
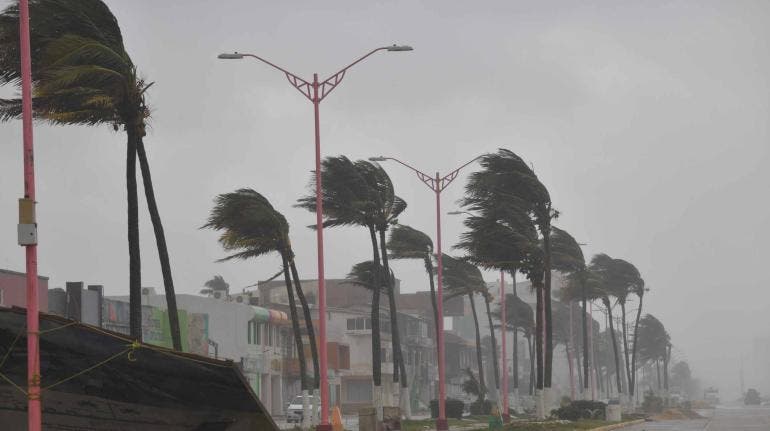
[
  {"xmin": 219, "ymin": 45, "xmax": 412, "ymax": 431},
  {"xmin": 370, "ymin": 154, "xmax": 482, "ymax": 431}
]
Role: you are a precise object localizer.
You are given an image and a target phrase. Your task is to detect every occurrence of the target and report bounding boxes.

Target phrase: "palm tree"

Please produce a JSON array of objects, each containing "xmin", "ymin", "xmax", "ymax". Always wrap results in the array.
[
  {"xmin": 201, "ymin": 274, "xmax": 230, "ymax": 297},
  {"xmin": 550, "ymin": 227, "xmax": 596, "ymax": 398},
  {"xmin": 462, "ymin": 148, "xmax": 557, "ymax": 402},
  {"xmin": 365, "ymin": 161, "xmax": 409, "ymax": 392},
  {"xmin": 297, "ymin": 156, "xmax": 409, "ymax": 409},
  {"xmin": 204, "ymin": 189, "xmax": 319, "ymax": 417},
  {"xmin": 636, "ymin": 314, "xmax": 670, "ymax": 397},
  {"xmin": 0, "ymin": 0, "xmax": 181, "ymax": 349},
  {"xmin": 442, "ymin": 254, "xmax": 490, "ymax": 401},
  {"xmin": 387, "ymin": 224, "xmax": 438, "ymax": 341}
]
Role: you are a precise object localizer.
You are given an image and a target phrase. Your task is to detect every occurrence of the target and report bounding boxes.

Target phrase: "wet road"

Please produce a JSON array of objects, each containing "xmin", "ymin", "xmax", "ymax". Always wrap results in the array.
[{"xmin": 624, "ymin": 405, "xmax": 770, "ymax": 431}]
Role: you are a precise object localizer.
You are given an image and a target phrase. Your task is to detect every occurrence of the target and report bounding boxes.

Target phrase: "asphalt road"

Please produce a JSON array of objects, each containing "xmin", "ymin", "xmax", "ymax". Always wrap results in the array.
[{"xmin": 624, "ymin": 405, "xmax": 770, "ymax": 431}]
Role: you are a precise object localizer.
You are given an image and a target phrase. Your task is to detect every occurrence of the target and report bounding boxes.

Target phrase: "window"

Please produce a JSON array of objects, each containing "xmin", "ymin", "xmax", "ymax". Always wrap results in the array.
[
  {"xmin": 247, "ymin": 320, "xmax": 258, "ymax": 345},
  {"xmin": 345, "ymin": 379, "xmax": 372, "ymax": 401},
  {"xmin": 338, "ymin": 345, "xmax": 350, "ymax": 370},
  {"xmin": 256, "ymin": 323, "xmax": 262, "ymax": 345},
  {"xmin": 346, "ymin": 317, "xmax": 372, "ymax": 331},
  {"xmin": 267, "ymin": 324, "xmax": 274, "ymax": 346}
]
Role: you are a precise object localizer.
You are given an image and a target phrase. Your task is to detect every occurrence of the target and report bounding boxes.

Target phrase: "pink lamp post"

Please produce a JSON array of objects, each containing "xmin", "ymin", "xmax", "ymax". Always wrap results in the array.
[
  {"xmin": 218, "ymin": 45, "xmax": 412, "ymax": 431},
  {"xmin": 16, "ymin": 1, "xmax": 41, "ymax": 430},
  {"xmin": 369, "ymin": 155, "xmax": 481, "ymax": 431}
]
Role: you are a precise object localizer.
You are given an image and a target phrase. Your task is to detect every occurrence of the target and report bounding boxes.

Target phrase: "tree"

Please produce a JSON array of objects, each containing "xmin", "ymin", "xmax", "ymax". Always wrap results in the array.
[
  {"xmin": 442, "ymin": 254, "xmax": 490, "ymax": 401},
  {"xmin": 636, "ymin": 314, "xmax": 670, "ymax": 391},
  {"xmin": 462, "ymin": 148, "xmax": 557, "ymax": 407},
  {"xmin": 204, "ymin": 189, "xmax": 319, "ymax": 417},
  {"xmin": 297, "ymin": 156, "xmax": 409, "ymax": 409},
  {"xmin": 201, "ymin": 275, "xmax": 230, "ymax": 297},
  {"xmin": 387, "ymin": 224, "xmax": 439, "ymax": 341},
  {"xmin": 550, "ymin": 226, "xmax": 592, "ymax": 398},
  {"xmin": 0, "ymin": 0, "xmax": 181, "ymax": 349}
]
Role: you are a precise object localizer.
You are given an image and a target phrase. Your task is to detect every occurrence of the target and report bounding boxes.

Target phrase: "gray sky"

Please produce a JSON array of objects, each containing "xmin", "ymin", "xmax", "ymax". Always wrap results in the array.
[{"xmin": 1, "ymin": 0, "xmax": 768, "ymax": 398}]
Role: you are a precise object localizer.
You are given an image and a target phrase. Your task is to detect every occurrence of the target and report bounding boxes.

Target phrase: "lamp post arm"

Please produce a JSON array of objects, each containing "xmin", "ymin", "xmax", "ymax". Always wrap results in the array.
[
  {"xmin": 241, "ymin": 53, "xmax": 313, "ymax": 101},
  {"xmin": 437, "ymin": 155, "xmax": 484, "ymax": 191},
  {"xmin": 377, "ymin": 156, "xmax": 438, "ymax": 192},
  {"xmin": 318, "ymin": 47, "xmax": 388, "ymax": 101}
]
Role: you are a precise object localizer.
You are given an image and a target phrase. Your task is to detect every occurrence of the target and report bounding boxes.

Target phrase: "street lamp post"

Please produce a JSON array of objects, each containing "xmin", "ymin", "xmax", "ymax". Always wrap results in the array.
[
  {"xmin": 369, "ymin": 155, "xmax": 481, "ymax": 431},
  {"xmin": 17, "ymin": 1, "xmax": 41, "ymax": 430},
  {"xmin": 218, "ymin": 45, "xmax": 412, "ymax": 431}
]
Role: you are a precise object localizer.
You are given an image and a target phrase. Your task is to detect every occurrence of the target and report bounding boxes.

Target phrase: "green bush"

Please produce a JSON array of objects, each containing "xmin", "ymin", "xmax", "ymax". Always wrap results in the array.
[
  {"xmin": 551, "ymin": 400, "xmax": 606, "ymax": 421},
  {"xmin": 469, "ymin": 399, "xmax": 493, "ymax": 415},
  {"xmin": 430, "ymin": 398, "xmax": 464, "ymax": 420},
  {"xmin": 642, "ymin": 391, "xmax": 664, "ymax": 413}
]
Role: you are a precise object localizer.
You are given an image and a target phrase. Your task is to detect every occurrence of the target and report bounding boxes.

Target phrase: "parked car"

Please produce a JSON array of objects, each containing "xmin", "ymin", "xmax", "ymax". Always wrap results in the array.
[{"xmin": 286, "ymin": 394, "xmax": 320, "ymax": 424}]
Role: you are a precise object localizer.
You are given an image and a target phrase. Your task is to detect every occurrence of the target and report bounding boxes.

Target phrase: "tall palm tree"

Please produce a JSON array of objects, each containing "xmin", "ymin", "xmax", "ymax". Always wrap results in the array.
[
  {"xmin": 462, "ymin": 148, "xmax": 557, "ymax": 401},
  {"xmin": 364, "ymin": 161, "xmax": 409, "ymax": 390},
  {"xmin": 636, "ymin": 314, "xmax": 670, "ymax": 397},
  {"xmin": 204, "ymin": 189, "xmax": 319, "ymax": 415},
  {"xmin": 0, "ymin": 0, "xmax": 180, "ymax": 349},
  {"xmin": 442, "ymin": 254, "xmax": 490, "ymax": 401},
  {"xmin": 387, "ymin": 224, "xmax": 438, "ymax": 341},
  {"xmin": 201, "ymin": 274, "xmax": 230, "ymax": 297},
  {"xmin": 550, "ymin": 227, "xmax": 596, "ymax": 398},
  {"xmin": 297, "ymin": 156, "xmax": 409, "ymax": 409}
]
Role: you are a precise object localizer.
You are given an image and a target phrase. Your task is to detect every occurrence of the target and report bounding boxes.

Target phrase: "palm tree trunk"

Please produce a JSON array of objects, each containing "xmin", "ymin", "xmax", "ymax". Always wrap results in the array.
[
  {"xmin": 542, "ymin": 228, "xmax": 553, "ymax": 389},
  {"xmin": 126, "ymin": 128, "xmax": 141, "ymax": 341},
  {"xmin": 468, "ymin": 292, "xmax": 486, "ymax": 401},
  {"xmin": 656, "ymin": 359, "xmax": 661, "ymax": 391},
  {"xmin": 527, "ymin": 334, "xmax": 534, "ymax": 395},
  {"xmin": 484, "ymin": 297, "xmax": 500, "ymax": 392},
  {"xmin": 630, "ymin": 294, "xmax": 644, "ymax": 400},
  {"xmin": 604, "ymin": 297, "xmax": 623, "ymax": 396},
  {"xmin": 289, "ymin": 257, "xmax": 319, "ymax": 390},
  {"xmin": 534, "ymin": 282, "xmax": 544, "ymax": 391},
  {"xmin": 620, "ymin": 300, "xmax": 632, "ymax": 399},
  {"xmin": 135, "ymin": 138, "xmax": 181, "ymax": 351},
  {"xmin": 368, "ymin": 226, "xmax": 382, "ymax": 389},
  {"xmin": 379, "ymin": 229, "xmax": 406, "ymax": 387},
  {"xmin": 581, "ymin": 282, "xmax": 589, "ymax": 396},
  {"xmin": 281, "ymin": 252, "xmax": 308, "ymax": 392},
  {"xmin": 425, "ymin": 257, "xmax": 440, "ymax": 342}
]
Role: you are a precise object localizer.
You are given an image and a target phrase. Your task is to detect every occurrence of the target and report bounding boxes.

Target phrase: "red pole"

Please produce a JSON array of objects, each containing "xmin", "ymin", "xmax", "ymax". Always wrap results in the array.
[
  {"xmin": 434, "ymin": 175, "xmax": 447, "ymax": 431},
  {"xmin": 312, "ymin": 74, "xmax": 331, "ymax": 431},
  {"xmin": 589, "ymin": 301, "xmax": 596, "ymax": 400},
  {"xmin": 500, "ymin": 271, "xmax": 508, "ymax": 417},
  {"xmin": 18, "ymin": 0, "xmax": 41, "ymax": 429}
]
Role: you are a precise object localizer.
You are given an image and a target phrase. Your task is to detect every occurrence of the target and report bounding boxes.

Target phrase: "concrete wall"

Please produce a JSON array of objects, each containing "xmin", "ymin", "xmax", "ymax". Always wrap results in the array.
[{"xmin": 0, "ymin": 268, "xmax": 49, "ymax": 311}]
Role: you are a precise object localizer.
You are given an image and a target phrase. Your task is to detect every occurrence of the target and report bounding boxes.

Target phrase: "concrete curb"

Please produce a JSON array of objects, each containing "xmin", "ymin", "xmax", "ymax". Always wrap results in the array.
[{"xmin": 589, "ymin": 419, "xmax": 646, "ymax": 431}]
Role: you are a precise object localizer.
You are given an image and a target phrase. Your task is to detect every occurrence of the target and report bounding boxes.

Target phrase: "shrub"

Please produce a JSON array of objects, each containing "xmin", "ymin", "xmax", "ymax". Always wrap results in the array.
[
  {"xmin": 551, "ymin": 400, "xmax": 607, "ymax": 421},
  {"xmin": 430, "ymin": 398, "xmax": 464, "ymax": 420},
  {"xmin": 469, "ymin": 399, "xmax": 493, "ymax": 415},
  {"xmin": 642, "ymin": 391, "xmax": 664, "ymax": 413}
]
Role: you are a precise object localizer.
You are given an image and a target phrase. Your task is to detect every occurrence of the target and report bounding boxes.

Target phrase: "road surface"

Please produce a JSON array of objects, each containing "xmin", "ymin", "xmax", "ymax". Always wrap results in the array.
[{"xmin": 624, "ymin": 405, "xmax": 770, "ymax": 431}]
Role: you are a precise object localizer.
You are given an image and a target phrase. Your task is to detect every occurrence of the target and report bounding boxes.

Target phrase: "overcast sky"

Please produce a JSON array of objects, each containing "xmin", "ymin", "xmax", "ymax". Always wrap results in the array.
[{"xmin": 1, "ymin": 0, "xmax": 768, "ymax": 397}]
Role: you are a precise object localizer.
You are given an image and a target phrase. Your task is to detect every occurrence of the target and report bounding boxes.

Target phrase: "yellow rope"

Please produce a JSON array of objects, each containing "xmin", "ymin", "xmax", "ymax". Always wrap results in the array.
[
  {"xmin": 0, "ymin": 325, "xmax": 26, "ymax": 370},
  {"xmin": 0, "ymin": 371, "xmax": 27, "ymax": 396},
  {"xmin": 38, "ymin": 321, "xmax": 78, "ymax": 335},
  {"xmin": 42, "ymin": 347, "xmax": 131, "ymax": 391}
]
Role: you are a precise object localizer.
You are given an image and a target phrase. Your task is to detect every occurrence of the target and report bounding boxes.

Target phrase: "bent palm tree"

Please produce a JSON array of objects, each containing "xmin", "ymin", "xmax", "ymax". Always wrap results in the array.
[
  {"xmin": 204, "ymin": 189, "xmax": 319, "ymax": 409},
  {"xmin": 387, "ymin": 224, "xmax": 439, "ymax": 341},
  {"xmin": 0, "ymin": 0, "xmax": 180, "ymax": 348},
  {"xmin": 442, "ymin": 254, "xmax": 490, "ymax": 401}
]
